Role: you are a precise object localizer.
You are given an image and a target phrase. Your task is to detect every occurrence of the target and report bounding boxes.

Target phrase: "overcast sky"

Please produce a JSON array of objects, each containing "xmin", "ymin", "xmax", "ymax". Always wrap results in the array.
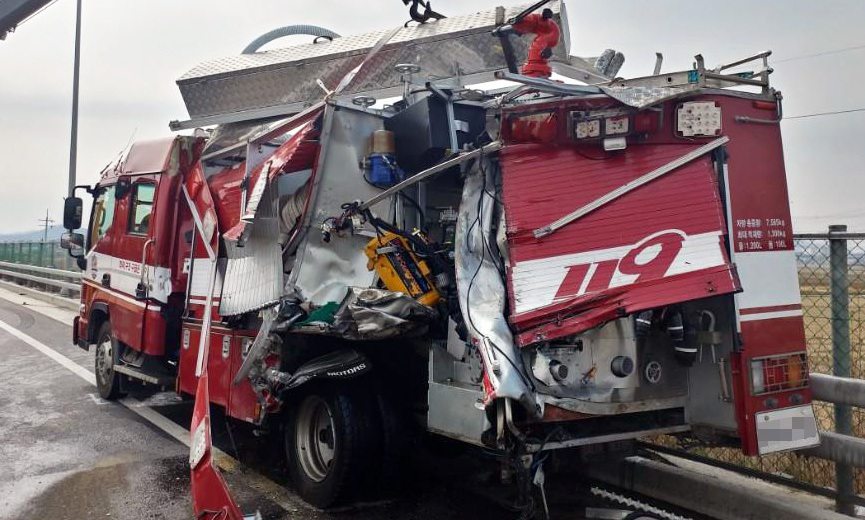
[{"xmin": 1, "ymin": 0, "xmax": 864, "ymax": 235}]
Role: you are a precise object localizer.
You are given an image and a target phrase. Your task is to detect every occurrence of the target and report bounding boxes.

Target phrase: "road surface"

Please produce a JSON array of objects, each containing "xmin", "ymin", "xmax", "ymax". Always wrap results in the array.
[{"xmin": 0, "ymin": 285, "xmax": 621, "ymax": 520}]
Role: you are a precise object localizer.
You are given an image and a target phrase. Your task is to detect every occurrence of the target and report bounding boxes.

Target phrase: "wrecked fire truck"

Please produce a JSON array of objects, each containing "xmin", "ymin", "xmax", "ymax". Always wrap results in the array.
[{"xmin": 61, "ymin": 0, "xmax": 820, "ymax": 516}]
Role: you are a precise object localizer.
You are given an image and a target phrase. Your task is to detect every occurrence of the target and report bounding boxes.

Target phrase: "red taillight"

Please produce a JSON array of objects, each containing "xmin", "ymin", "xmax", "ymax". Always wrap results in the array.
[
  {"xmin": 633, "ymin": 111, "xmax": 660, "ymax": 133},
  {"xmin": 750, "ymin": 353, "xmax": 809, "ymax": 395},
  {"xmin": 508, "ymin": 111, "xmax": 558, "ymax": 143},
  {"xmin": 752, "ymin": 100, "xmax": 778, "ymax": 111}
]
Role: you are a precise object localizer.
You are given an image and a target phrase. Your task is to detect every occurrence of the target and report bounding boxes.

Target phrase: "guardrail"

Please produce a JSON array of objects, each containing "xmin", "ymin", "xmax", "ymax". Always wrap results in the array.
[
  {"xmin": 3, "ymin": 230, "xmax": 865, "ymax": 513},
  {"xmin": 0, "ymin": 260, "xmax": 81, "ymax": 295}
]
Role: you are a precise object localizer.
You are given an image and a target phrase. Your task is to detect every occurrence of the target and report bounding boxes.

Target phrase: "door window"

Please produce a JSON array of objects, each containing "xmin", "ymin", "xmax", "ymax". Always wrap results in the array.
[
  {"xmin": 128, "ymin": 183, "xmax": 155, "ymax": 235},
  {"xmin": 88, "ymin": 185, "xmax": 116, "ymax": 250}
]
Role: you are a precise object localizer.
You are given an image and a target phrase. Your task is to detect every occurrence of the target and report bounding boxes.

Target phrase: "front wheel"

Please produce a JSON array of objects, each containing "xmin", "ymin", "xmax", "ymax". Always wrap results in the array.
[
  {"xmin": 94, "ymin": 321, "xmax": 124, "ymax": 400},
  {"xmin": 285, "ymin": 386, "xmax": 375, "ymax": 508}
]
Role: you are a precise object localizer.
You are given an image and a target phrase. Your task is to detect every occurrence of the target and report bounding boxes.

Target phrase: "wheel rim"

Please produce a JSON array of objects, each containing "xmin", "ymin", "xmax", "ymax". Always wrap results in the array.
[
  {"xmin": 294, "ymin": 395, "xmax": 336, "ymax": 483},
  {"xmin": 95, "ymin": 335, "xmax": 113, "ymax": 385}
]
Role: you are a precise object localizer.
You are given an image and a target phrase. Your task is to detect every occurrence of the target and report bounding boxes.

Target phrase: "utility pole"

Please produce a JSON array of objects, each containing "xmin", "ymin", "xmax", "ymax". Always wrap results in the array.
[
  {"xmin": 38, "ymin": 209, "xmax": 55, "ymax": 242},
  {"xmin": 67, "ymin": 0, "xmax": 82, "ymax": 197}
]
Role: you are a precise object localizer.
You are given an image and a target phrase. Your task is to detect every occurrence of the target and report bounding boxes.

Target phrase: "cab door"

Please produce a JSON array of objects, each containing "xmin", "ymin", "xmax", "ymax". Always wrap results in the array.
[{"xmin": 86, "ymin": 177, "xmax": 161, "ymax": 353}]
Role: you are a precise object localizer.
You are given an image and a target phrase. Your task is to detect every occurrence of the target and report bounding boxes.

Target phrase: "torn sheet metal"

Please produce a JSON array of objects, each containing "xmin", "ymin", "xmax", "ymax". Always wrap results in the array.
[
  {"xmin": 455, "ymin": 158, "xmax": 538, "ymax": 416},
  {"xmin": 220, "ymin": 182, "xmax": 283, "ymax": 316},
  {"xmin": 500, "ymin": 142, "xmax": 740, "ymax": 346},
  {"xmin": 288, "ymin": 106, "xmax": 393, "ymax": 306},
  {"xmin": 222, "ymin": 117, "xmax": 320, "ymax": 243},
  {"xmin": 232, "ymin": 307, "xmax": 278, "ymax": 385},
  {"xmin": 331, "ymin": 287, "xmax": 438, "ymax": 340}
]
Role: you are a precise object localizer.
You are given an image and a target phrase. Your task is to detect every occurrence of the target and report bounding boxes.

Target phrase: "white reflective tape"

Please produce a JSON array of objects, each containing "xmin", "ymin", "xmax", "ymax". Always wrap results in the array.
[{"xmin": 740, "ymin": 309, "xmax": 804, "ymax": 322}]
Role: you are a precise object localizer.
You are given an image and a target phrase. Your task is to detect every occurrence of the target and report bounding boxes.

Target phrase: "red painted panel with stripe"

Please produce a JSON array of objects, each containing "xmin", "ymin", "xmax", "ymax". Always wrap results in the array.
[{"xmin": 501, "ymin": 141, "xmax": 739, "ymax": 345}]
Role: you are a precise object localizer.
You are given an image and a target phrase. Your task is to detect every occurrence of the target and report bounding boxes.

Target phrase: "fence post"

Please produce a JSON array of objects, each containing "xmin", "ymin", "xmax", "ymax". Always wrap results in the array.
[{"xmin": 829, "ymin": 224, "xmax": 855, "ymax": 515}]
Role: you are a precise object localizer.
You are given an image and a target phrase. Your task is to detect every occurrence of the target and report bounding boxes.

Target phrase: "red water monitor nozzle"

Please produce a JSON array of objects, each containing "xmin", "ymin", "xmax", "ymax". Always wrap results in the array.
[{"xmin": 513, "ymin": 8, "xmax": 560, "ymax": 78}]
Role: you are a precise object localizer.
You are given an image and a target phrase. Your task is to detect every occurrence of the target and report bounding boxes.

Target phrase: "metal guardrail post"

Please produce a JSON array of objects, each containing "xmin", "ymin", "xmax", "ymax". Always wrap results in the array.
[{"xmin": 829, "ymin": 224, "xmax": 855, "ymax": 516}]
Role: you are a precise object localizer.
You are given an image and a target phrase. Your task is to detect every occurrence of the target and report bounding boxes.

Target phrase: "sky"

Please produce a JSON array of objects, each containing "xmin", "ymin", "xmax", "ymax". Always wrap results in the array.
[{"xmin": 1, "ymin": 0, "xmax": 864, "ymax": 236}]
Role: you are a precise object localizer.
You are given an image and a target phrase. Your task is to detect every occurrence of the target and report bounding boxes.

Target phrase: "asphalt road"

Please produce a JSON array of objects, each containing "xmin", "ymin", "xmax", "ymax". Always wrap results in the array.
[{"xmin": 0, "ymin": 286, "xmax": 633, "ymax": 520}]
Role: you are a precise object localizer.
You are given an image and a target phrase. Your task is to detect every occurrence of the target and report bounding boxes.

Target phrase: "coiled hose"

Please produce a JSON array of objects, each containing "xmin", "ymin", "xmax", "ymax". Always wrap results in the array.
[{"xmin": 241, "ymin": 24, "xmax": 340, "ymax": 54}]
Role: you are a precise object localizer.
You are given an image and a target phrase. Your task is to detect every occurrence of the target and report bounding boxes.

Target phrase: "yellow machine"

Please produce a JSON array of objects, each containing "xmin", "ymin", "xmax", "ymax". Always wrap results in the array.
[{"xmin": 365, "ymin": 231, "xmax": 441, "ymax": 307}]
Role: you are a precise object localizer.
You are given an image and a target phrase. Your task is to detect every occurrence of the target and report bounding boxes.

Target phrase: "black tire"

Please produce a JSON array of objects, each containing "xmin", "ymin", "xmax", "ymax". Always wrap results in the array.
[
  {"xmin": 371, "ymin": 390, "xmax": 412, "ymax": 497},
  {"xmin": 284, "ymin": 384, "xmax": 376, "ymax": 508},
  {"xmin": 94, "ymin": 321, "xmax": 124, "ymax": 400}
]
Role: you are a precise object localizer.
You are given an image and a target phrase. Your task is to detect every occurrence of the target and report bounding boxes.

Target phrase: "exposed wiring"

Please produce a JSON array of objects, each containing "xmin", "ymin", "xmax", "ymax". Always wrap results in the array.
[
  {"xmin": 360, "ymin": 172, "xmax": 427, "ymax": 224},
  {"xmin": 785, "ymin": 107, "xmax": 865, "ymax": 120},
  {"xmin": 774, "ymin": 43, "xmax": 865, "ymax": 64},
  {"xmin": 464, "ymin": 150, "xmax": 533, "ymax": 391}
]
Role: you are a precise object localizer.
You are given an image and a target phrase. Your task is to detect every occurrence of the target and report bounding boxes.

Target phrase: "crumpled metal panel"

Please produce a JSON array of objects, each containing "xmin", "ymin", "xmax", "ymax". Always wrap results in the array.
[
  {"xmin": 455, "ymin": 158, "xmax": 539, "ymax": 417},
  {"xmin": 177, "ymin": 2, "xmax": 568, "ymax": 120},
  {"xmin": 203, "ymin": 116, "xmax": 290, "ymax": 157},
  {"xmin": 222, "ymin": 118, "xmax": 321, "ymax": 243},
  {"xmin": 331, "ymin": 287, "xmax": 438, "ymax": 340},
  {"xmin": 219, "ymin": 182, "xmax": 283, "ymax": 316},
  {"xmin": 288, "ymin": 107, "xmax": 393, "ymax": 306},
  {"xmin": 500, "ymin": 142, "xmax": 740, "ymax": 346},
  {"xmin": 599, "ymin": 84, "xmax": 699, "ymax": 109}
]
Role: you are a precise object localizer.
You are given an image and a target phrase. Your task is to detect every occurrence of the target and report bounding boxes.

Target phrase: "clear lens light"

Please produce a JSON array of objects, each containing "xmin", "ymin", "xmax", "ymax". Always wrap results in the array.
[
  {"xmin": 604, "ymin": 116, "xmax": 629, "ymax": 135},
  {"xmin": 750, "ymin": 360, "xmax": 765, "ymax": 395},
  {"xmin": 677, "ymin": 101, "xmax": 721, "ymax": 137}
]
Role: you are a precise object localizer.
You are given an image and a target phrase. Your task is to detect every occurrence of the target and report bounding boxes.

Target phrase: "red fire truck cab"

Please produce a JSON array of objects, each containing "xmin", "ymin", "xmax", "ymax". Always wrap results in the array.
[{"xmin": 61, "ymin": 1, "xmax": 820, "ymax": 515}]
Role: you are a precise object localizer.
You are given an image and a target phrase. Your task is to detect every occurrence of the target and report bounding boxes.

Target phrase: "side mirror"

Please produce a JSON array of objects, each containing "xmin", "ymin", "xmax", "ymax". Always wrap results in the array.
[
  {"xmin": 61, "ymin": 231, "xmax": 85, "ymax": 258},
  {"xmin": 63, "ymin": 197, "xmax": 83, "ymax": 230}
]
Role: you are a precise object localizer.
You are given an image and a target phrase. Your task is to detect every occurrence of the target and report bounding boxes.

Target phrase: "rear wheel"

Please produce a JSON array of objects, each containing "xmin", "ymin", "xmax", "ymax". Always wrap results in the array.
[
  {"xmin": 94, "ymin": 321, "xmax": 124, "ymax": 400},
  {"xmin": 285, "ymin": 386, "xmax": 375, "ymax": 508}
]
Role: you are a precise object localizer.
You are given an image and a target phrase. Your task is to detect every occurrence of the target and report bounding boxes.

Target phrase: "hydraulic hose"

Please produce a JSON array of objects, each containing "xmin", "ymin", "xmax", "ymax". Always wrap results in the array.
[{"xmin": 241, "ymin": 25, "xmax": 340, "ymax": 54}]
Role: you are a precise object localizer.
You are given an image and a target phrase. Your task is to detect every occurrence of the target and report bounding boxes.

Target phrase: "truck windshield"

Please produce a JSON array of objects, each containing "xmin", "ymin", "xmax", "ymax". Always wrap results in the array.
[{"xmin": 88, "ymin": 186, "xmax": 116, "ymax": 251}]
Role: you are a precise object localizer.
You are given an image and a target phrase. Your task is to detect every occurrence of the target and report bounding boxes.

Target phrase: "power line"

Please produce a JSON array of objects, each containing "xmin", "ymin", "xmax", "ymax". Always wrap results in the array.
[
  {"xmin": 775, "ymin": 43, "xmax": 865, "ymax": 64},
  {"xmin": 785, "ymin": 107, "xmax": 865, "ymax": 120}
]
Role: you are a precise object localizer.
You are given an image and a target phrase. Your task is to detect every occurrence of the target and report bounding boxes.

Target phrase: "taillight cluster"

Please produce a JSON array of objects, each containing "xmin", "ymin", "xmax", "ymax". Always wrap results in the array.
[
  {"xmin": 750, "ymin": 352, "xmax": 809, "ymax": 395},
  {"xmin": 507, "ymin": 111, "xmax": 559, "ymax": 143}
]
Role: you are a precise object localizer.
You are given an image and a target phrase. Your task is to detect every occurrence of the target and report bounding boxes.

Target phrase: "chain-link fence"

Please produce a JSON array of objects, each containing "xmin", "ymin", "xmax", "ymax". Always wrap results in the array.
[
  {"xmin": 653, "ymin": 226, "xmax": 865, "ymax": 512},
  {"xmin": 3, "ymin": 231, "xmax": 865, "ymax": 506},
  {"xmin": 0, "ymin": 240, "xmax": 77, "ymax": 271}
]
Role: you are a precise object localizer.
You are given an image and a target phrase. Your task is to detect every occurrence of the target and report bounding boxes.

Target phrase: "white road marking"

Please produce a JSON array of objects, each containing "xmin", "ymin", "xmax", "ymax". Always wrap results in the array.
[
  {"xmin": 0, "ymin": 314, "xmax": 312, "ymax": 514},
  {"xmin": 0, "ymin": 318, "xmax": 96, "ymax": 385},
  {"xmin": 0, "ymin": 316, "xmax": 215, "ymax": 453}
]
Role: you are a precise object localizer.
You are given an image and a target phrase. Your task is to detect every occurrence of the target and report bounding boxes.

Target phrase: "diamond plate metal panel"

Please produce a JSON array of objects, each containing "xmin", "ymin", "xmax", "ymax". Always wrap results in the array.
[
  {"xmin": 177, "ymin": 2, "xmax": 569, "ymax": 120},
  {"xmin": 599, "ymin": 84, "xmax": 699, "ymax": 109}
]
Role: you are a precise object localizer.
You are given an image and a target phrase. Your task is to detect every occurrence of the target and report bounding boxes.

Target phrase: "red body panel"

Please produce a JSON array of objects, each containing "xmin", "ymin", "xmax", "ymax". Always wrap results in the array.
[
  {"xmin": 179, "ymin": 323, "xmax": 261, "ymax": 423},
  {"xmin": 189, "ymin": 373, "xmax": 245, "ymax": 520},
  {"xmin": 228, "ymin": 332, "xmax": 260, "ymax": 423},
  {"xmin": 714, "ymin": 95, "xmax": 808, "ymax": 454},
  {"xmin": 501, "ymin": 142, "xmax": 739, "ymax": 345}
]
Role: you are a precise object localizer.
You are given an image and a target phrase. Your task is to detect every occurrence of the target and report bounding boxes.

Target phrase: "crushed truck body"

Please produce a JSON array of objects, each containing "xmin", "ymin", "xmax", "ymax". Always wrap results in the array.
[{"xmin": 60, "ymin": 1, "xmax": 820, "ymax": 517}]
